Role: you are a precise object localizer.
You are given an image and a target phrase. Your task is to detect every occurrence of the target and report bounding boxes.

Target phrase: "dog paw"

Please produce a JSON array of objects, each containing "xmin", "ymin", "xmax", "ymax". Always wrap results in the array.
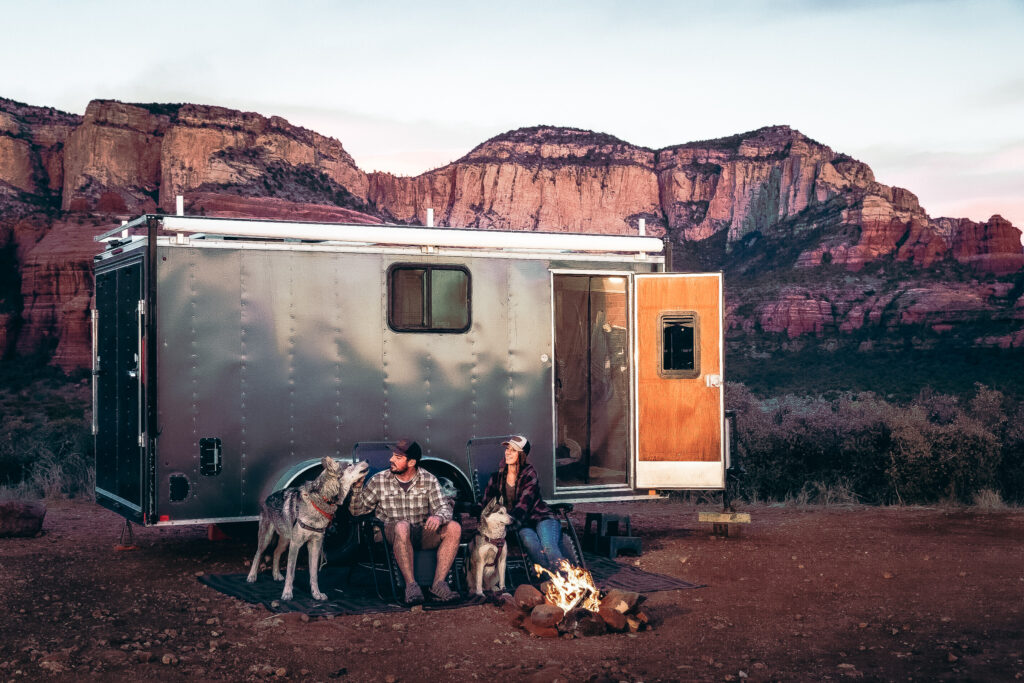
[
  {"xmin": 281, "ymin": 590, "xmax": 293, "ymax": 601},
  {"xmin": 273, "ymin": 574, "xmax": 284, "ymax": 582},
  {"xmin": 246, "ymin": 574, "xmax": 257, "ymax": 584},
  {"xmin": 312, "ymin": 591, "xmax": 327, "ymax": 601}
]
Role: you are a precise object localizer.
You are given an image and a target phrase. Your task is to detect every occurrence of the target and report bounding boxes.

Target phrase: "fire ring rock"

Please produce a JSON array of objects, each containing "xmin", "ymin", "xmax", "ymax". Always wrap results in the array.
[
  {"xmin": 514, "ymin": 584, "xmax": 545, "ymax": 610},
  {"xmin": 0, "ymin": 501, "xmax": 47, "ymax": 538},
  {"xmin": 601, "ymin": 588, "xmax": 641, "ymax": 614},
  {"xmin": 598, "ymin": 605, "xmax": 628, "ymax": 632},
  {"xmin": 530, "ymin": 603, "xmax": 565, "ymax": 629}
]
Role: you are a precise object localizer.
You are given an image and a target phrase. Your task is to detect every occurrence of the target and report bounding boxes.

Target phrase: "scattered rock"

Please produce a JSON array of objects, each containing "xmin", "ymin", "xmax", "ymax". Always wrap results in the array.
[{"xmin": 0, "ymin": 501, "xmax": 46, "ymax": 538}]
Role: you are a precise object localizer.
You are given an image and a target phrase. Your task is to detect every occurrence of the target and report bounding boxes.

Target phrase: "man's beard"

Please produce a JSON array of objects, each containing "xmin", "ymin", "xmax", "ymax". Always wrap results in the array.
[{"xmin": 391, "ymin": 462, "xmax": 409, "ymax": 476}]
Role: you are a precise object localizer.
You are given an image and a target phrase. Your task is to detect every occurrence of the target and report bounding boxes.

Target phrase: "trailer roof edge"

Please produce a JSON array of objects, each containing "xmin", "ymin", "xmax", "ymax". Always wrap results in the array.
[{"xmin": 150, "ymin": 215, "xmax": 664, "ymax": 255}]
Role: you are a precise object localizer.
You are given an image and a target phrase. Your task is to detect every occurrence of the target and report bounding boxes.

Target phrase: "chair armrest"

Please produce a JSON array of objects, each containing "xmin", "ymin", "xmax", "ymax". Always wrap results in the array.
[{"xmin": 549, "ymin": 502, "xmax": 574, "ymax": 514}]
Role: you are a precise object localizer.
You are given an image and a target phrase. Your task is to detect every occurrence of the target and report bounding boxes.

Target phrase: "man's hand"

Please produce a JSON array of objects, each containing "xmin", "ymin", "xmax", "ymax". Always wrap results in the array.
[{"xmin": 424, "ymin": 515, "xmax": 442, "ymax": 532}]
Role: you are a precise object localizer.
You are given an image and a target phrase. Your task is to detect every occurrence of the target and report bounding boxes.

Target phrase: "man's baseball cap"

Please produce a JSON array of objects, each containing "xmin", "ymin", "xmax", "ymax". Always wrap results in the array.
[
  {"xmin": 392, "ymin": 438, "xmax": 422, "ymax": 461},
  {"xmin": 501, "ymin": 435, "xmax": 531, "ymax": 456}
]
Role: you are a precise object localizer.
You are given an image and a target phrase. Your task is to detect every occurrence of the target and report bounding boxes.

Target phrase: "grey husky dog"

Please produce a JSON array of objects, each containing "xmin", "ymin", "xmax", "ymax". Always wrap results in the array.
[
  {"xmin": 246, "ymin": 457, "xmax": 369, "ymax": 601},
  {"xmin": 467, "ymin": 498, "xmax": 514, "ymax": 596}
]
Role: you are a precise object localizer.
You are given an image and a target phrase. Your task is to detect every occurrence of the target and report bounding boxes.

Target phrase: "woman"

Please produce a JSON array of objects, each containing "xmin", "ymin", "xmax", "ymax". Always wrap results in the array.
[{"xmin": 481, "ymin": 435, "xmax": 566, "ymax": 573}]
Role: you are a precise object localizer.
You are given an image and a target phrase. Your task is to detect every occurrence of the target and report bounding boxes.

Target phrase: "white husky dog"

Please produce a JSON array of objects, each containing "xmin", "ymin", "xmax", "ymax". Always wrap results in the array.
[{"xmin": 467, "ymin": 498, "xmax": 514, "ymax": 596}]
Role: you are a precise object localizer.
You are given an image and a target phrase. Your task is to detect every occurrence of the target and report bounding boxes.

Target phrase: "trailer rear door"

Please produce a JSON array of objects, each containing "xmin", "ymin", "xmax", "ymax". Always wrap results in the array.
[
  {"xmin": 633, "ymin": 273, "xmax": 724, "ymax": 489},
  {"xmin": 94, "ymin": 259, "xmax": 146, "ymax": 517}
]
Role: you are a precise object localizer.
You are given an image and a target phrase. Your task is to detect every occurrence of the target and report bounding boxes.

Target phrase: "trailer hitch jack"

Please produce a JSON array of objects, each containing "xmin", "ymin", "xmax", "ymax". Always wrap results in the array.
[{"xmin": 115, "ymin": 519, "xmax": 137, "ymax": 551}]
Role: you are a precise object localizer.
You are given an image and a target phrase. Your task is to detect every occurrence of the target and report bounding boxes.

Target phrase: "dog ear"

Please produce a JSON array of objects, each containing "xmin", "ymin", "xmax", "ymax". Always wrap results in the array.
[
  {"xmin": 321, "ymin": 456, "xmax": 340, "ymax": 473},
  {"xmin": 482, "ymin": 498, "xmax": 497, "ymax": 514}
]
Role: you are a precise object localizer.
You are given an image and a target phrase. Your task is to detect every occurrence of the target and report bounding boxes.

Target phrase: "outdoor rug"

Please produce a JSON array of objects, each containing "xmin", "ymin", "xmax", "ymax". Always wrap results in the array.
[{"xmin": 199, "ymin": 552, "xmax": 702, "ymax": 616}]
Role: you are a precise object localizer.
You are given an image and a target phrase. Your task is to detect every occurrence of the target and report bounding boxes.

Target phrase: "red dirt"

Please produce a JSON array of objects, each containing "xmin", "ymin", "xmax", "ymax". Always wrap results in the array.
[{"xmin": 1, "ymin": 499, "xmax": 1022, "ymax": 681}]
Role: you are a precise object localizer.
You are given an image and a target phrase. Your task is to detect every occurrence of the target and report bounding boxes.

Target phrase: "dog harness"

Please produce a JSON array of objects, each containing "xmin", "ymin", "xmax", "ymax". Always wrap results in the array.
[{"xmin": 482, "ymin": 534, "xmax": 506, "ymax": 568}]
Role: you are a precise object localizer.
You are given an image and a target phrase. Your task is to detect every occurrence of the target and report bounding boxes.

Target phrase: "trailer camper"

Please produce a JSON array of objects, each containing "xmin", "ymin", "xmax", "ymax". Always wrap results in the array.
[{"xmin": 92, "ymin": 213, "xmax": 726, "ymax": 526}]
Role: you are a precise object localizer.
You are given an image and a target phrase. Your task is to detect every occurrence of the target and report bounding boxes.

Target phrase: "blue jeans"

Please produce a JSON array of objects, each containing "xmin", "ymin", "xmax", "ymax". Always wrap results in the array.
[{"xmin": 518, "ymin": 517, "xmax": 566, "ymax": 572}]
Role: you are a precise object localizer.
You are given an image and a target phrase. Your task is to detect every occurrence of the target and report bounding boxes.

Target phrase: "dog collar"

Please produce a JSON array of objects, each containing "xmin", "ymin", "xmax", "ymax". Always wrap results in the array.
[
  {"xmin": 483, "ymin": 534, "xmax": 505, "ymax": 549},
  {"xmin": 297, "ymin": 520, "xmax": 327, "ymax": 534},
  {"xmin": 310, "ymin": 498, "xmax": 334, "ymax": 521}
]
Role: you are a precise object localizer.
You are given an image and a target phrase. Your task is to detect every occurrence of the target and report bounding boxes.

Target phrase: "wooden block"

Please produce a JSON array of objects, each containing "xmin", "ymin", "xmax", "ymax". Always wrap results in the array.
[{"xmin": 698, "ymin": 512, "xmax": 751, "ymax": 524}]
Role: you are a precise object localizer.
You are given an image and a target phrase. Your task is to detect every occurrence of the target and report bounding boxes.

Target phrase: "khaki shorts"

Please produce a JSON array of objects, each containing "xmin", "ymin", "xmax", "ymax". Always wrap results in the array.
[{"xmin": 383, "ymin": 520, "xmax": 450, "ymax": 549}]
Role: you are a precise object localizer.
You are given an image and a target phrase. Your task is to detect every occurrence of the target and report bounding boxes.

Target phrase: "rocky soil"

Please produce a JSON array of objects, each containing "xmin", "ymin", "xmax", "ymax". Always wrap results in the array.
[{"xmin": 1, "ymin": 498, "xmax": 1022, "ymax": 682}]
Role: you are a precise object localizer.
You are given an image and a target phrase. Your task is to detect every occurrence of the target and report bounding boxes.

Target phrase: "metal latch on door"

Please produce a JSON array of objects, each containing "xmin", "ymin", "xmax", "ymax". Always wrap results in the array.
[{"xmin": 705, "ymin": 374, "xmax": 722, "ymax": 388}]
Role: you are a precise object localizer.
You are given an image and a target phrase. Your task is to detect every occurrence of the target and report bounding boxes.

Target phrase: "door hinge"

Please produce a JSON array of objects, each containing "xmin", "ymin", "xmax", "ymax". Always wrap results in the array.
[
  {"xmin": 705, "ymin": 374, "xmax": 722, "ymax": 388},
  {"xmin": 137, "ymin": 300, "xmax": 146, "ymax": 316}
]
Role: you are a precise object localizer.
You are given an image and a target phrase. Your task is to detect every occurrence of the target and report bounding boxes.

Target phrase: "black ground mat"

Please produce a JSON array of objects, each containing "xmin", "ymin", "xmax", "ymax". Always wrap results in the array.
[
  {"xmin": 583, "ymin": 553, "xmax": 704, "ymax": 592},
  {"xmin": 199, "ymin": 553, "xmax": 701, "ymax": 616}
]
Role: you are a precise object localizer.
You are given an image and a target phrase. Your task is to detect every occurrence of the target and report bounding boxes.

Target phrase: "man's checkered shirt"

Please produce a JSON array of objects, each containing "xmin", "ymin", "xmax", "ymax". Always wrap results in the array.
[{"xmin": 349, "ymin": 468, "xmax": 453, "ymax": 524}]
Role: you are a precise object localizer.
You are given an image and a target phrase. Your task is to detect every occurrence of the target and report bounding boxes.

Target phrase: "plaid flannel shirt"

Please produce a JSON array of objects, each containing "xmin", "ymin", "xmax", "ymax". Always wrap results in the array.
[
  {"xmin": 349, "ymin": 467, "xmax": 452, "ymax": 525},
  {"xmin": 481, "ymin": 462, "xmax": 552, "ymax": 528}
]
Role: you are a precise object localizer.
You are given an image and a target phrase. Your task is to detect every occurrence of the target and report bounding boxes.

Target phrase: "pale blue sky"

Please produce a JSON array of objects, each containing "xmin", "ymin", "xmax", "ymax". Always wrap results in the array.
[{"xmin": 3, "ymin": 0, "xmax": 1022, "ymax": 228}]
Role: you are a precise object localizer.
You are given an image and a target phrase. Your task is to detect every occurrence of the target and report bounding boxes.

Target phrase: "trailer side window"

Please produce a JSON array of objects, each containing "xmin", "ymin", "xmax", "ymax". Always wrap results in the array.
[
  {"xmin": 388, "ymin": 265, "xmax": 470, "ymax": 332},
  {"xmin": 659, "ymin": 312, "xmax": 699, "ymax": 378}
]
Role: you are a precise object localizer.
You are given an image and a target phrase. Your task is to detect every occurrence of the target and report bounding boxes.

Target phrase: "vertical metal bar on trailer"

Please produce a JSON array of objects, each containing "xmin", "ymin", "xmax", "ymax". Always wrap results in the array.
[{"xmin": 145, "ymin": 216, "xmax": 159, "ymax": 520}]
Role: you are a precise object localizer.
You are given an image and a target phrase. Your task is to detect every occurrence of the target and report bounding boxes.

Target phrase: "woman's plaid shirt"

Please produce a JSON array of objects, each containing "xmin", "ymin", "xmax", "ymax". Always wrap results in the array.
[{"xmin": 349, "ymin": 468, "xmax": 453, "ymax": 524}]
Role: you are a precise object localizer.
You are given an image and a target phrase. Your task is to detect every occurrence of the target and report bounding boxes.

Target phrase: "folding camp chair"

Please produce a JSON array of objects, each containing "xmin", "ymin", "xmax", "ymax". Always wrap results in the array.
[
  {"xmin": 466, "ymin": 436, "xmax": 585, "ymax": 587},
  {"xmin": 347, "ymin": 441, "xmax": 468, "ymax": 602}
]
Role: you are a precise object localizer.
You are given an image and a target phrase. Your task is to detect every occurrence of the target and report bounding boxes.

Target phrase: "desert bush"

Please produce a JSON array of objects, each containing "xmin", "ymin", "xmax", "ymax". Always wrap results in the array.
[
  {"xmin": 727, "ymin": 382, "xmax": 1015, "ymax": 506},
  {"xmin": 0, "ymin": 365, "xmax": 93, "ymax": 500}
]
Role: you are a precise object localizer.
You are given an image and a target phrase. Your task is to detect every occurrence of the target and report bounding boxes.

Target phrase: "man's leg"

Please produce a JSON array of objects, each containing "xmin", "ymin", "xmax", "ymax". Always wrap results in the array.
[
  {"xmin": 421, "ymin": 521, "xmax": 461, "ymax": 601},
  {"xmin": 387, "ymin": 521, "xmax": 417, "ymax": 586},
  {"xmin": 432, "ymin": 520, "xmax": 462, "ymax": 586}
]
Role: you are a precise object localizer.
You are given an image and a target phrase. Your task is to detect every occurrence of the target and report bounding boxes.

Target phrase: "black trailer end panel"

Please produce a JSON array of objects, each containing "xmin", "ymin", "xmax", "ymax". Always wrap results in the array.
[{"xmin": 94, "ymin": 257, "xmax": 147, "ymax": 523}]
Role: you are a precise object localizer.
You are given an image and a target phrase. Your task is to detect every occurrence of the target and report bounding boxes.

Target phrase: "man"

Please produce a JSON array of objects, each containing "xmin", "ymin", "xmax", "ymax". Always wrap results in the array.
[{"xmin": 349, "ymin": 438, "xmax": 461, "ymax": 604}]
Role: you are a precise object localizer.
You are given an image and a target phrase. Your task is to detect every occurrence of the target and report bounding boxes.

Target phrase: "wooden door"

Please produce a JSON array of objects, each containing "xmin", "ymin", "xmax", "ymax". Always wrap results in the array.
[{"xmin": 633, "ymin": 273, "xmax": 724, "ymax": 489}]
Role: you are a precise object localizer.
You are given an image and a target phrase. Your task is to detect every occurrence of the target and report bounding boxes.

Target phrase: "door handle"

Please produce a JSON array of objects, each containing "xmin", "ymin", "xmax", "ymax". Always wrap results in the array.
[{"xmin": 128, "ymin": 368, "xmax": 139, "ymax": 379}]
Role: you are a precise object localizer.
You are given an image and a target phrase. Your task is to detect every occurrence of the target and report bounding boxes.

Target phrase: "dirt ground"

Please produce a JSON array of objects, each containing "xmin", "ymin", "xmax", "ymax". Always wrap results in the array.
[{"xmin": 1, "ymin": 499, "xmax": 1022, "ymax": 682}]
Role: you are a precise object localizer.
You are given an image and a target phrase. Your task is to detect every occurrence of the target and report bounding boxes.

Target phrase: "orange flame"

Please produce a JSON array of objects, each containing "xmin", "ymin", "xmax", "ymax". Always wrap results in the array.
[{"xmin": 534, "ymin": 559, "xmax": 601, "ymax": 612}]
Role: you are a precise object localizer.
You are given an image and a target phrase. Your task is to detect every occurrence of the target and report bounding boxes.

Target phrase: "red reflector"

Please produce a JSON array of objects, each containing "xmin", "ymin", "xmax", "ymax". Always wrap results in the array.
[{"xmin": 158, "ymin": 514, "xmax": 170, "ymax": 522}]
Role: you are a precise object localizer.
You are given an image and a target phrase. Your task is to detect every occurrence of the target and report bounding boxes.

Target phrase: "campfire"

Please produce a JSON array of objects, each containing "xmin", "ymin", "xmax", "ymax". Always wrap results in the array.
[
  {"xmin": 535, "ymin": 560, "xmax": 601, "ymax": 612},
  {"xmin": 500, "ymin": 562, "xmax": 650, "ymax": 638}
]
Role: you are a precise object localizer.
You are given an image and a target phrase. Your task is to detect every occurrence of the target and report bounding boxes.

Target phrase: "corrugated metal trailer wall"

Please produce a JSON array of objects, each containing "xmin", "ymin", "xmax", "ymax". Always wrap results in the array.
[{"xmin": 155, "ymin": 244, "xmax": 554, "ymax": 520}]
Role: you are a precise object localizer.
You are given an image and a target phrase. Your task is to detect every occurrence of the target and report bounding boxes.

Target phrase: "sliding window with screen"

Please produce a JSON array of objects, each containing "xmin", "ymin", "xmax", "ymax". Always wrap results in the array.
[{"xmin": 388, "ymin": 264, "xmax": 471, "ymax": 333}]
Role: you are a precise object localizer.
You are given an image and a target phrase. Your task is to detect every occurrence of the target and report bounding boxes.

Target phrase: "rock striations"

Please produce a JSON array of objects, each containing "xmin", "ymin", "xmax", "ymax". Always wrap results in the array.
[{"xmin": 0, "ymin": 96, "xmax": 1021, "ymax": 371}]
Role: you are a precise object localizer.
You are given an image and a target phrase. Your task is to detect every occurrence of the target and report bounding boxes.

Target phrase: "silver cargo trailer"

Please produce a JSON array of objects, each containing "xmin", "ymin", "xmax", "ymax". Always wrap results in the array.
[{"xmin": 92, "ymin": 214, "xmax": 726, "ymax": 526}]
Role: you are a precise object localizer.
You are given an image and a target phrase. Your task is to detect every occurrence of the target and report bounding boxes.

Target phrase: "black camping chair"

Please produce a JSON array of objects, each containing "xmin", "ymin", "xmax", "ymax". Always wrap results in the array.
[
  {"xmin": 466, "ymin": 436, "xmax": 585, "ymax": 588},
  {"xmin": 347, "ymin": 442, "xmax": 468, "ymax": 603}
]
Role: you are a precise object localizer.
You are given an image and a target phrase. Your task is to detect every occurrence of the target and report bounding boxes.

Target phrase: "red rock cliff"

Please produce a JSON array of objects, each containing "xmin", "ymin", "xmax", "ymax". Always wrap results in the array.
[{"xmin": 0, "ymin": 98, "xmax": 1021, "ymax": 371}]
